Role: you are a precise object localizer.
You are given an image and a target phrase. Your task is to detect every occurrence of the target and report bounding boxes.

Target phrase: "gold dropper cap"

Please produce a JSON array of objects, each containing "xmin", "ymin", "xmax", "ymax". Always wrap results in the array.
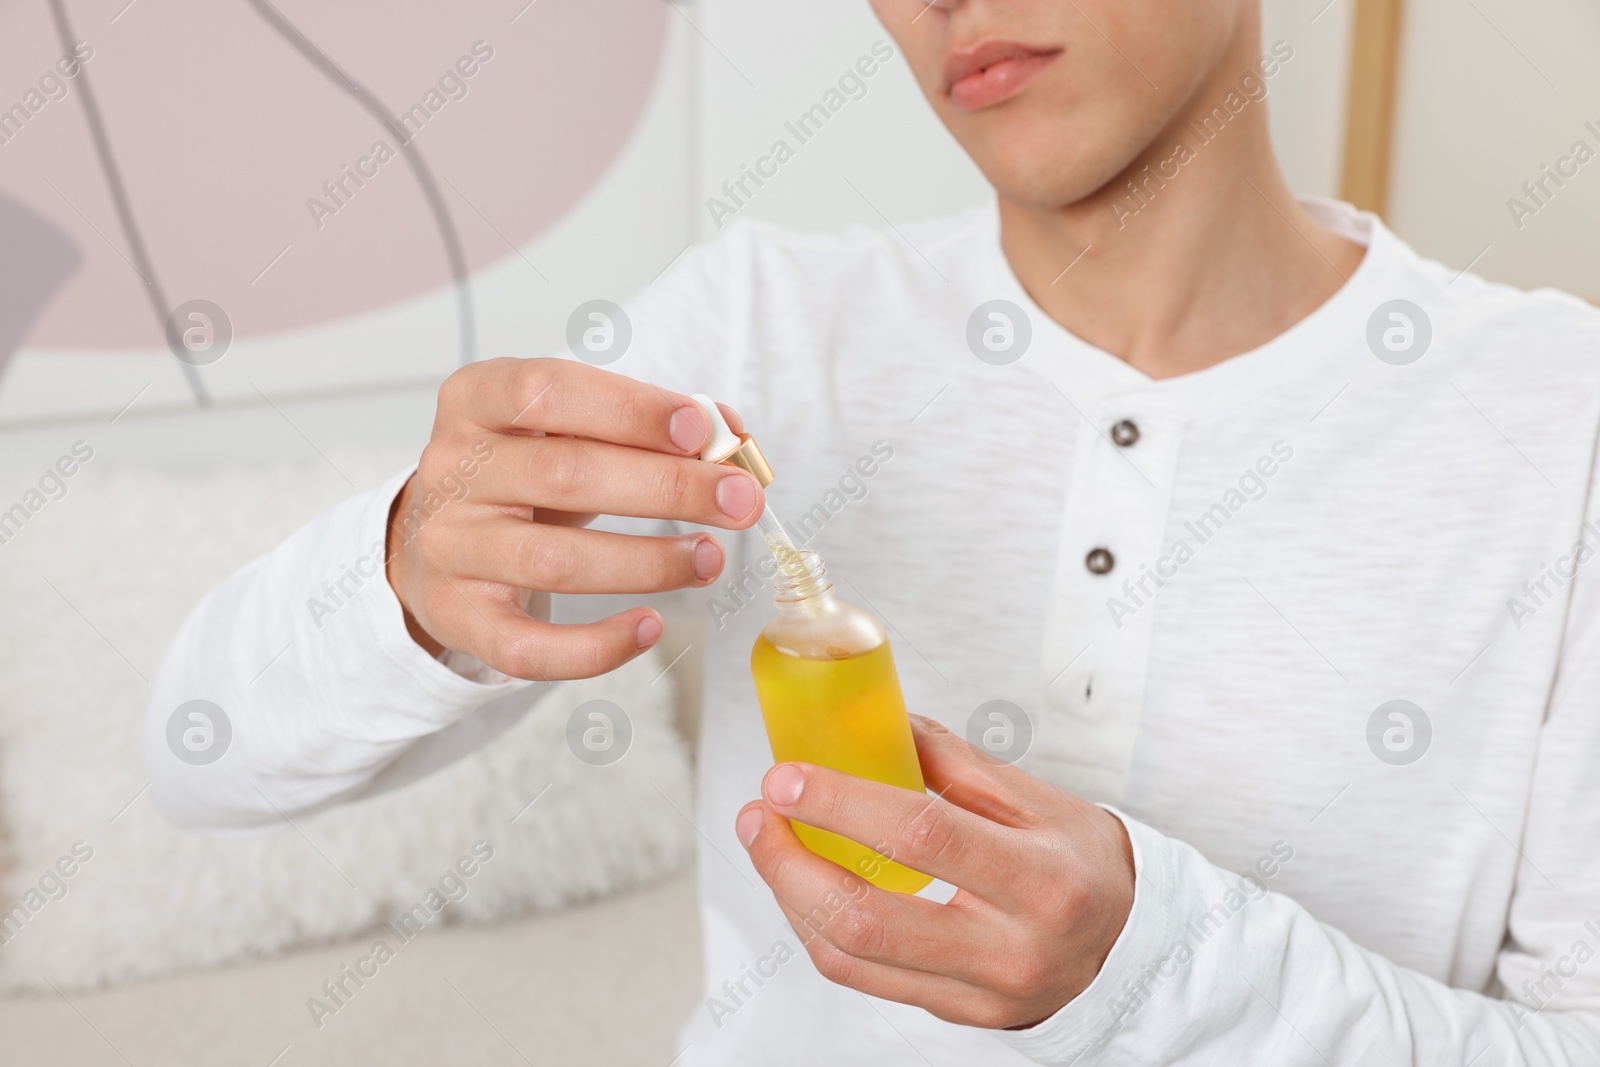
[
  {"xmin": 714, "ymin": 433, "xmax": 774, "ymax": 487},
  {"xmin": 691, "ymin": 393, "xmax": 775, "ymax": 488}
]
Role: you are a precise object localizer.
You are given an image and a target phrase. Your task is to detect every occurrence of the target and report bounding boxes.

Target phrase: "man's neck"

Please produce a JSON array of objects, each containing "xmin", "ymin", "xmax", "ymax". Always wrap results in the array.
[{"xmin": 998, "ymin": 42, "xmax": 1366, "ymax": 381}]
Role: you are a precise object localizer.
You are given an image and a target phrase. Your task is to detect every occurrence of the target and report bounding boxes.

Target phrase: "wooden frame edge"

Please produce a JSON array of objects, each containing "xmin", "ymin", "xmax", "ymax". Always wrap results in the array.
[{"xmin": 1339, "ymin": 0, "xmax": 1406, "ymax": 215}]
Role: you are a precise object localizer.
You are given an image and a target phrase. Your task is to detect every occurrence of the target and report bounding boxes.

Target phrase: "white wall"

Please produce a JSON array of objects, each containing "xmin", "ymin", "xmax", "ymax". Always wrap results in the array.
[
  {"xmin": 690, "ymin": 0, "xmax": 990, "ymax": 237},
  {"xmin": 688, "ymin": 0, "xmax": 1357, "ymax": 229},
  {"xmin": 0, "ymin": 0, "xmax": 1357, "ymax": 475}
]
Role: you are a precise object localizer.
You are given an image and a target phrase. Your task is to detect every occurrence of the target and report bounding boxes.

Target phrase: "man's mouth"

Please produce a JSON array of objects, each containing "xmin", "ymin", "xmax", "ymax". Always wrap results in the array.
[{"xmin": 943, "ymin": 40, "xmax": 1062, "ymax": 111}]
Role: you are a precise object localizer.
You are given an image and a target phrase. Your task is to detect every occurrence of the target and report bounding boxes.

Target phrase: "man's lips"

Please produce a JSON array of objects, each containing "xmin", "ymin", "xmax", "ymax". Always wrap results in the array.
[{"xmin": 943, "ymin": 40, "xmax": 1062, "ymax": 111}]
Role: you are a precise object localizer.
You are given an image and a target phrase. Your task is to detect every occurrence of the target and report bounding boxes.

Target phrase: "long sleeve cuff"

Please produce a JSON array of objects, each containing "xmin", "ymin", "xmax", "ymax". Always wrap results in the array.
[
  {"xmin": 274, "ymin": 464, "xmax": 530, "ymax": 749},
  {"xmin": 992, "ymin": 808, "xmax": 1181, "ymax": 1064},
  {"xmin": 346, "ymin": 467, "xmax": 524, "ymax": 708}
]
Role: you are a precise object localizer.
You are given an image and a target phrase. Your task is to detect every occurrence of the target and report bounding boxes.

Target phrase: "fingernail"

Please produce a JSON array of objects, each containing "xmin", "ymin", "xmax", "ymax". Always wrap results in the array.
[
  {"xmin": 693, "ymin": 538, "xmax": 723, "ymax": 582},
  {"xmin": 736, "ymin": 807, "xmax": 763, "ymax": 848},
  {"xmin": 716, "ymin": 473, "xmax": 757, "ymax": 521},
  {"xmin": 765, "ymin": 764, "xmax": 804, "ymax": 807},
  {"xmin": 635, "ymin": 614, "xmax": 663, "ymax": 649},
  {"xmin": 669, "ymin": 405, "xmax": 708, "ymax": 453}
]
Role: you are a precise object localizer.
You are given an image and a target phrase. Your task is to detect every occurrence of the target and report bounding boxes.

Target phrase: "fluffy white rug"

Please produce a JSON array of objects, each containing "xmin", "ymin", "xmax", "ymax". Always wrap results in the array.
[{"xmin": 0, "ymin": 451, "xmax": 694, "ymax": 992}]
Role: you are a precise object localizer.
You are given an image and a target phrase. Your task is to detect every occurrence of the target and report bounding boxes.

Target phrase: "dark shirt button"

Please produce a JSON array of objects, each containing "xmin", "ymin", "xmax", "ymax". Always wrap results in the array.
[
  {"xmin": 1110, "ymin": 420, "xmax": 1140, "ymax": 447},
  {"xmin": 1085, "ymin": 547, "xmax": 1115, "ymax": 575}
]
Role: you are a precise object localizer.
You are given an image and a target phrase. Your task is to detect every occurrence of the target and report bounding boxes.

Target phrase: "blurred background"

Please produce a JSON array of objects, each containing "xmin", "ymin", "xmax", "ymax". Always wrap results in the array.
[
  {"xmin": 0, "ymin": 0, "xmax": 1594, "ymax": 1063},
  {"xmin": 0, "ymin": 0, "xmax": 1595, "ymax": 469}
]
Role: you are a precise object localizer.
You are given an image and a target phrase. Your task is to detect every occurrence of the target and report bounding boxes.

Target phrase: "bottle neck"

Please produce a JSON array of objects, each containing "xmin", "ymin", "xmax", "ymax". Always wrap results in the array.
[{"xmin": 769, "ymin": 547, "xmax": 833, "ymax": 606}]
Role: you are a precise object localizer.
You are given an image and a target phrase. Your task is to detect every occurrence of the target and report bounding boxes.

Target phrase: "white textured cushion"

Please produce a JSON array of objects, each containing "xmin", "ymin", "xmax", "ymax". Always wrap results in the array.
[{"xmin": 0, "ymin": 453, "xmax": 693, "ymax": 991}]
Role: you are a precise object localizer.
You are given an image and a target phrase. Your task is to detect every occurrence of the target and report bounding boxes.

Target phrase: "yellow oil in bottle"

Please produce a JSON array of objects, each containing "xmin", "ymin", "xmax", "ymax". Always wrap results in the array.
[{"xmin": 749, "ymin": 549, "xmax": 932, "ymax": 894}]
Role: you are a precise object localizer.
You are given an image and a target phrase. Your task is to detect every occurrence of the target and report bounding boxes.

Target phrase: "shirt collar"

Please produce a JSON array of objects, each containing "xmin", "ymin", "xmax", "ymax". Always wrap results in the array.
[{"xmin": 972, "ymin": 196, "xmax": 1400, "ymax": 419}]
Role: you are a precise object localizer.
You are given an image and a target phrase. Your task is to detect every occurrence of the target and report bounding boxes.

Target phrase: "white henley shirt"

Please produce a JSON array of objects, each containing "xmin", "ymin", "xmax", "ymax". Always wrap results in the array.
[{"xmin": 146, "ymin": 198, "xmax": 1600, "ymax": 1065}]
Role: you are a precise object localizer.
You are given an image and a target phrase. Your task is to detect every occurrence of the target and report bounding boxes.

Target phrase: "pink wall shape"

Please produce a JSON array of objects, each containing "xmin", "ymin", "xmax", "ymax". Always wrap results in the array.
[{"xmin": 0, "ymin": 0, "xmax": 669, "ymax": 351}]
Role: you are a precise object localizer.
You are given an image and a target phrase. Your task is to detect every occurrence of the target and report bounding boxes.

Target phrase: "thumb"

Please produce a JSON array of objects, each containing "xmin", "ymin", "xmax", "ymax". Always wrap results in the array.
[{"xmin": 908, "ymin": 715, "xmax": 1049, "ymax": 830}]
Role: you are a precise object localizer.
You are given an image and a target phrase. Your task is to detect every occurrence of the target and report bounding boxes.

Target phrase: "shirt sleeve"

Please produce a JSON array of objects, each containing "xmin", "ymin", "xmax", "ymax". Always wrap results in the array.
[
  {"xmin": 994, "ymin": 688, "xmax": 1600, "ymax": 1065},
  {"xmin": 142, "ymin": 465, "xmax": 542, "ymax": 833},
  {"xmin": 142, "ymin": 225, "xmax": 767, "ymax": 834}
]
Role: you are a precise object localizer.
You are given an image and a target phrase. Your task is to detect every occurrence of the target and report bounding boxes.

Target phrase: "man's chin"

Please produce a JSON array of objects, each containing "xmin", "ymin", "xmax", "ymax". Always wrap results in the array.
[
  {"xmin": 951, "ymin": 108, "xmax": 1163, "ymax": 217},
  {"xmin": 980, "ymin": 160, "xmax": 1125, "ymax": 217}
]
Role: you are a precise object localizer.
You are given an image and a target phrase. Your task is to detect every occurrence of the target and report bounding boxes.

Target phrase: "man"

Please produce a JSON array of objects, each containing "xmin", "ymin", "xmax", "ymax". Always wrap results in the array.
[{"xmin": 147, "ymin": 0, "xmax": 1600, "ymax": 1062}]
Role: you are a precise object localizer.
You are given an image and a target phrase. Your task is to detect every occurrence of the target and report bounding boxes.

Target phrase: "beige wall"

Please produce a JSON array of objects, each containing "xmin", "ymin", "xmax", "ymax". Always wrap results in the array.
[
  {"xmin": 1387, "ymin": 0, "xmax": 1600, "ymax": 299},
  {"xmin": 1261, "ymin": 0, "xmax": 1356, "ymax": 200}
]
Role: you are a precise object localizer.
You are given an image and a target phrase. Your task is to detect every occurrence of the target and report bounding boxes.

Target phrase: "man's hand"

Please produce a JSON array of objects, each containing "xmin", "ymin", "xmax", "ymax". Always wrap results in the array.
[
  {"xmin": 386, "ymin": 357, "xmax": 762, "ymax": 680},
  {"xmin": 736, "ymin": 715, "xmax": 1135, "ymax": 1030}
]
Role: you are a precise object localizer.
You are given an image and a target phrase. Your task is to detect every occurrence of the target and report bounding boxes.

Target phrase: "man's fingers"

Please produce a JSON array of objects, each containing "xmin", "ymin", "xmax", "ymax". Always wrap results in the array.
[
  {"xmin": 758, "ymin": 762, "xmax": 1023, "ymax": 905},
  {"xmin": 420, "ymin": 579, "xmax": 663, "ymax": 681},
  {"xmin": 461, "ymin": 433, "xmax": 763, "ymax": 529},
  {"xmin": 527, "ymin": 507, "xmax": 598, "ymax": 529},
  {"xmin": 742, "ymin": 806, "xmax": 1027, "ymax": 1027},
  {"xmin": 443, "ymin": 356, "xmax": 739, "ymax": 457},
  {"xmin": 392, "ymin": 360, "xmax": 754, "ymax": 685},
  {"xmin": 907, "ymin": 715, "xmax": 1054, "ymax": 830},
  {"xmin": 741, "ymin": 806, "xmax": 999, "ymax": 985},
  {"xmin": 778, "ymin": 914, "xmax": 1023, "ymax": 1030},
  {"xmin": 436, "ymin": 515, "xmax": 725, "ymax": 595},
  {"xmin": 715, "ymin": 402, "xmax": 744, "ymax": 435}
]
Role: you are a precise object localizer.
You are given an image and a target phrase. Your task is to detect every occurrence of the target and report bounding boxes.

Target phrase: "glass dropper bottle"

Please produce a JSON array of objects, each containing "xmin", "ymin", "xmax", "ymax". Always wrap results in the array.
[{"xmin": 691, "ymin": 396, "xmax": 932, "ymax": 893}]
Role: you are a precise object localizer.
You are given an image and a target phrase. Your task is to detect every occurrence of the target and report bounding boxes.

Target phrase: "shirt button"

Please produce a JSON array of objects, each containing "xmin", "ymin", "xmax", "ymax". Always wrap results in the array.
[
  {"xmin": 1110, "ymin": 420, "xmax": 1140, "ymax": 447},
  {"xmin": 1085, "ymin": 547, "xmax": 1115, "ymax": 575}
]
